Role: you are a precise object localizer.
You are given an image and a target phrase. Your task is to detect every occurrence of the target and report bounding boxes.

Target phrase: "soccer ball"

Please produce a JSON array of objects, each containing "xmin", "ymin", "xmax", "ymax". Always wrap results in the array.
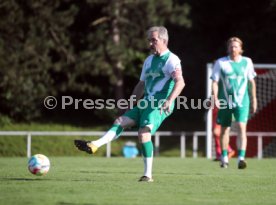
[{"xmin": 28, "ymin": 154, "xmax": 50, "ymax": 176}]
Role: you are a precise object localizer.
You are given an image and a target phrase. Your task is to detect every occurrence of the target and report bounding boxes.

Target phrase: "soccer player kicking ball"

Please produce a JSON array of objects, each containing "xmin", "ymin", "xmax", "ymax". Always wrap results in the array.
[
  {"xmin": 211, "ymin": 37, "xmax": 257, "ymax": 169},
  {"xmin": 74, "ymin": 26, "xmax": 185, "ymax": 182}
]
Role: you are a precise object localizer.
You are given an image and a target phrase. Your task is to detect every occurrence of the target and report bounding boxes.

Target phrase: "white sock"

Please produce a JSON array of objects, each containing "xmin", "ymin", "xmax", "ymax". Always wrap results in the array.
[
  {"xmin": 238, "ymin": 156, "xmax": 245, "ymax": 161},
  {"xmin": 92, "ymin": 130, "xmax": 117, "ymax": 147},
  {"xmin": 222, "ymin": 156, "xmax": 229, "ymax": 163},
  {"xmin": 143, "ymin": 157, "xmax": 153, "ymax": 178}
]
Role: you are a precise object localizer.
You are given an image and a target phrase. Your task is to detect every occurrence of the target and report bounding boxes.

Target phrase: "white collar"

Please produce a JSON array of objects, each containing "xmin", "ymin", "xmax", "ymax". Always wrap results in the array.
[
  {"xmin": 158, "ymin": 49, "xmax": 170, "ymax": 57},
  {"xmin": 228, "ymin": 55, "xmax": 242, "ymax": 62}
]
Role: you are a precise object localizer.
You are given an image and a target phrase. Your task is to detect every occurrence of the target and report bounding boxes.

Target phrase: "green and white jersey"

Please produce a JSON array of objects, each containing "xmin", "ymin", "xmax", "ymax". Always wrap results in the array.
[
  {"xmin": 211, "ymin": 56, "xmax": 256, "ymax": 108},
  {"xmin": 140, "ymin": 50, "xmax": 182, "ymax": 100}
]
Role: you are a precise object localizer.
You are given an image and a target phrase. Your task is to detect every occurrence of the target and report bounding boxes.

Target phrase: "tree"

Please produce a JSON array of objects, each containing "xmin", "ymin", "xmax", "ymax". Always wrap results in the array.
[
  {"xmin": 0, "ymin": 0, "xmax": 77, "ymax": 120},
  {"xmin": 0, "ymin": 0, "xmax": 191, "ymax": 121},
  {"xmin": 73, "ymin": 0, "xmax": 191, "ymax": 100}
]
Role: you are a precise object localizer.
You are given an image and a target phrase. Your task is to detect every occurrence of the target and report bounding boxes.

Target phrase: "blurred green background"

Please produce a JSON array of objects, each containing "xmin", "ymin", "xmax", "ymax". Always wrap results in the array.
[{"xmin": 0, "ymin": 0, "xmax": 276, "ymax": 156}]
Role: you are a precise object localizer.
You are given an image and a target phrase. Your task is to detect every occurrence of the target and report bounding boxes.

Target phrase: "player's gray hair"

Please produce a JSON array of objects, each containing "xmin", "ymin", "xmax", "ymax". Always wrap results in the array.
[{"xmin": 147, "ymin": 26, "xmax": 169, "ymax": 45}]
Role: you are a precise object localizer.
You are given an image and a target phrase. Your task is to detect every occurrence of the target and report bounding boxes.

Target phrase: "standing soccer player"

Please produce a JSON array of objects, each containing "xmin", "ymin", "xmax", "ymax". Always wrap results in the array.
[
  {"xmin": 211, "ymin": 37, "xmax": 257, "ymax": 169},
  {"xmin": 74, "ymin": 26, "xmax": 185, "ymax": 181}
]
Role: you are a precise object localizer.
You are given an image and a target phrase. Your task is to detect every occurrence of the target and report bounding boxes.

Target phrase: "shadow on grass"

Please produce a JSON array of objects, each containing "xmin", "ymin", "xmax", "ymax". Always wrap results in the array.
[
  {"xmin": 78, "ymin": 169, "xmax": 212, "ymax": 177},
  {"xmin": 0, "ymin": 177, "xmax": 98, "ymax": 182},
  {"xmin": 0, "ymin": 177, "xmax": 47, "ymax": 181},
  {"xmin": 79, "ymin": 170, "xmax": 139, "ymax": 174},
  {"xmin": 58, "ymin": 202, "xmax": 96, "ymax": 205}
]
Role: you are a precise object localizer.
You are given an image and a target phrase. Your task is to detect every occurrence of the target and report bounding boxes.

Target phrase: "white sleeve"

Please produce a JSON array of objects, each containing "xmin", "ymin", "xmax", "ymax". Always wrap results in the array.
[
  {"xmin": 166, "ymin": 55, "xmax": 182, "ymax": 79},
  {"xmin": 168, "ymin": 55, "xmax": 181, "ymax": 74},
  {"xmin": 139, "ymin": 60, "xmax": 147, "ymax": 81},
  {"xmin": 246, "ymin": 58, "xmax": 257, "ymax": 80},
  {"xmin": 211, "ymin": 60, "xmax": 221, "ymax": 82}
]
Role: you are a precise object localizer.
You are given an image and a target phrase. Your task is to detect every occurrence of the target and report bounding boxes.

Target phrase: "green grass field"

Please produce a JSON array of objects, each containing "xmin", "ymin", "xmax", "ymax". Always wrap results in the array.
[{"xmin": 1, "ymin": 157, "xmax": 276, "ymax": 205}]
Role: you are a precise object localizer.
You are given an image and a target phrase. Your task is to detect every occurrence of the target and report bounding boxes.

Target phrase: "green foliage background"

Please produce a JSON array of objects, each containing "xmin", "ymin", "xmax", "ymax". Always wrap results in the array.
[
  {"xmin": 0, "ymin": 0, "xmax": 191, "ymax": 122},
  {"xmin": 0, "ymin": 0, "xmax": 275, "ymax": 129}
]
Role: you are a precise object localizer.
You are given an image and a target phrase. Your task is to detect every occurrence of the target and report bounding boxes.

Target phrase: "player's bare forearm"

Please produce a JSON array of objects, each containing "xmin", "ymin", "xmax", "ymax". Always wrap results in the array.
[
  {"xmin": 249, "ymin": 79, "xmax": 257, "ymax": 113},
  {"xmin": 130, "ymin": 80, "xmax": 145, "ymax": 102},
  {"xmin": 212, "ymin": 81, "xmax": 219, "ymax": 100},
  {"xmin": 160, "ymin": 77, "xmax": 184, "ymax": 115},
  {"xmin": 212, "ymin": 81, "xmax": 219, "ymax": 108},
  {"xmin": 249, "ymin": 79, "xmax": 257, "ymax": 99},
  {"xmin": 167, "ymin": 77, "xmax": 185, "ymax": 103}
]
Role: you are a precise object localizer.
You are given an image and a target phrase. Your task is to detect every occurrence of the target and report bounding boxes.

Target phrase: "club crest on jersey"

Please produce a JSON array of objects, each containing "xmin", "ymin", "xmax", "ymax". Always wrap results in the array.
[{"xmin": 145, "ymin": 71, "xmax": 160, "ymax": 79}]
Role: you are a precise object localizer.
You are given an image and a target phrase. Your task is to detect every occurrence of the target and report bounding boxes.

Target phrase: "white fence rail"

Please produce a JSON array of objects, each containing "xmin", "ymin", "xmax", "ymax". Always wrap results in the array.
[{"xmin": 0, "ymin": 131, "xmax": 275, "ymax": 159}]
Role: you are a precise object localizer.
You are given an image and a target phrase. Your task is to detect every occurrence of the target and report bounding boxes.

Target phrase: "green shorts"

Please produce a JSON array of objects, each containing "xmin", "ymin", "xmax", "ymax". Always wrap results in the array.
[
  {"xmin": 123, "ymin": 99, "xmax": 175, "ymax": 135},
  {"xmin": 217, "ymin": 106, "xmax": 249, "ymax": 127}
]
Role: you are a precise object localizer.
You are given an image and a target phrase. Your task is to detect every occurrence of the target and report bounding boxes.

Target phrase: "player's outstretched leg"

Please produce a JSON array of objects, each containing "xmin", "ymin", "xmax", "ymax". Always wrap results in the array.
[{"xmin": 74, "ymin": 124, "xmax": 124, "ymax": 154}]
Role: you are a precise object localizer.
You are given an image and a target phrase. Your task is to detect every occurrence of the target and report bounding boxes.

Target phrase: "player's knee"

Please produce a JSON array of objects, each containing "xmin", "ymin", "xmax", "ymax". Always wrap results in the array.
[
  {"xmin": 114, "ymin": 116, "xmax": 135, "ymax": 129},
  {"xmin": 114, "ymin": 117, "xmax": 123, "ymax": 125},
  {"xmin": 221, "ymin": 126, "xmax": 230, "ymax": 135},
  {"xmin": 138, "ymin": 127, "xmax": 151, "ymax": 143},
  {"xmin": 236, "ymin": 122, "xmax": 246, "ymax": 132},
  {"xmin": 113, "ymin": 117, "xmax": 125, "ymax": 129},
  {"xmin": 213, "ymin": 127, "xmax": 220, "ymax": 137}
]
